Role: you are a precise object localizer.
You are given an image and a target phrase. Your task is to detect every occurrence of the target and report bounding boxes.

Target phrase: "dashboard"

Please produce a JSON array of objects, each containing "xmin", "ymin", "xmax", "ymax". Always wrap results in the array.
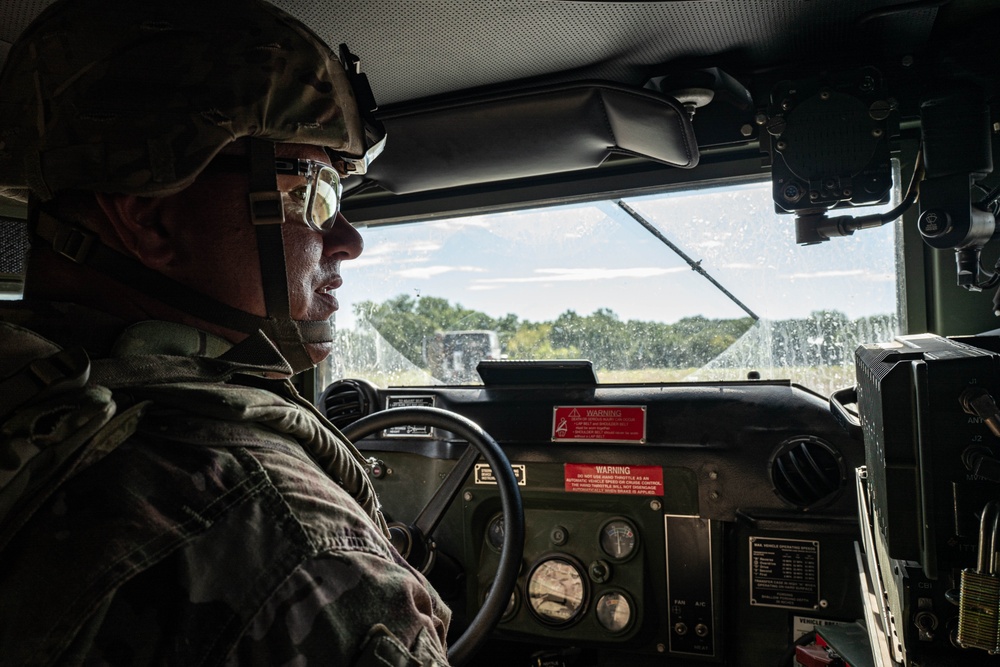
[{"xmin": 323, "ymin": 373, "xmax": 865, "ymax": 665}]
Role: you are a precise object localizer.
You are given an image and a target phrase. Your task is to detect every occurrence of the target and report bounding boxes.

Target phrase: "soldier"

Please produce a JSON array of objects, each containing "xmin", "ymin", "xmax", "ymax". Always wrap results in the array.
[{"xmin": 0, "ymin": 0, "xmax": 451, "ymax": 664}]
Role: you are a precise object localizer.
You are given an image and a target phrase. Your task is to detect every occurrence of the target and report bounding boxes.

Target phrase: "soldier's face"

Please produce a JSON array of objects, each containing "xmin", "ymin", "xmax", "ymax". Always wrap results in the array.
[
  {"xmin": 153, "ymin": 142, "xmax": 363, "ymax": 363},
  {"xmin": 275, "ymin": 143, "xmax": 365, "ymax": 363}
]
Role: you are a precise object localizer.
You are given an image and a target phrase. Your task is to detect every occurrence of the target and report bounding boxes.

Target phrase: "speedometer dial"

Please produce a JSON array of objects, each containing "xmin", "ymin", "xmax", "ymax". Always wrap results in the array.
[{"xmin": 527, "ymin": 556, "xmax": 587, "ymax": 625}]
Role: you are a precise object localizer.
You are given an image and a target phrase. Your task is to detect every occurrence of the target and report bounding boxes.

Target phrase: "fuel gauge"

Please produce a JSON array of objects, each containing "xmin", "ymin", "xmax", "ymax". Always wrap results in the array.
[
  {"xmin": 599, "ymin": 518, "xmax": 638, "ymax": 561},
  {"xmin": 595, "ymin": 591, "xmax": 634, "ymax": 633}
]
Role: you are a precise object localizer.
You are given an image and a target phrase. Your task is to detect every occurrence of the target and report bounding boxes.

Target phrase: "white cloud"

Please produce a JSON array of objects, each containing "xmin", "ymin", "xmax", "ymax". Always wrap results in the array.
[
  {"xmin": 395, "ymin": 265, "xmax": 487, "ymax": 279},
  {"xmin": 475, "ymin": 266, "xmax": 687, "ymax": 285},
  {"xmin": 721, "ymin": 262, "xmax": 764, "ymax": 270},
  {"xmin": 428, "ymin": 218, "xmax": 491, "ymax": 231},
  {"xmin": 349, "ymin": 240, "xmax": 444, "ymax": 268},
  {"xmin": 784, "ymin": 269, "xmax": 866, "ymax": 280}
]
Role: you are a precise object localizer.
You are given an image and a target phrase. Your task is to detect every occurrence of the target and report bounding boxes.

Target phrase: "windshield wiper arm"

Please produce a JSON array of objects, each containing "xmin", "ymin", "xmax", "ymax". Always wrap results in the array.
[{"xmin": 615, "ymin": 200, "xmax": 759, "ymax": 321}]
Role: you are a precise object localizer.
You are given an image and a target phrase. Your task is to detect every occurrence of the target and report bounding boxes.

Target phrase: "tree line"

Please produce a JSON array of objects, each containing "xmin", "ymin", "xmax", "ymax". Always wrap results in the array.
[{"xmin": 350, "ymin": 294, "xmax": 896, "ymax": 372}]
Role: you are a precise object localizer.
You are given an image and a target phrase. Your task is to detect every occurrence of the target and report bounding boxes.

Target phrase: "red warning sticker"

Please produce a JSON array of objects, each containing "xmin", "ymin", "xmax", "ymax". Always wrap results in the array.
[
  {"xmin": 552, "ymin": 405, "xmax": 647, "ymax": 443},
  {"xmin": 564, "ymin": 463, "xmax": 664, "ymax": 496}
]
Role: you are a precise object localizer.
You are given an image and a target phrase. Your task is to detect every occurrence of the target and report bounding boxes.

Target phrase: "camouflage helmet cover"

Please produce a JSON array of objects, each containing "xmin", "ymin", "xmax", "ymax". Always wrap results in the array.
[{"xmin": 0, "ymin": 0, "xmax": 366, "ymax": 202}]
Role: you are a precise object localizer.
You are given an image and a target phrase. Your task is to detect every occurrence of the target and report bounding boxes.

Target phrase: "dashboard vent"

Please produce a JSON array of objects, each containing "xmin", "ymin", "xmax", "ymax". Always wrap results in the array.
[
  {"xmin": 321, "ymin": 379, "xmax": 379, "ymax": 430},
  {"xmin": 769, "ymin": 436, "xmax": 846, "ymax": 510}
]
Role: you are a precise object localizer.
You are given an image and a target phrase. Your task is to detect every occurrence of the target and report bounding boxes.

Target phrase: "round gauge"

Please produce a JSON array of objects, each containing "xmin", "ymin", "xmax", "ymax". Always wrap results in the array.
[
  {"xmin": 483, "ymin": 584, "xmax": 519, "ymax": 622},
  {"xmin": 595, "ymin": 591, "xmax": 634, "ymax": 633},
  {"xmin": 487, "ymin": 513, "xmax": 505, "ymax": 551},
  {"xmin": 503, "ymin": 589, "xmax": 518, "ymax": 620},
  {"xmin": 527, "ymin": 556, "xmax": 587, "ymax": 625},
  {"xmin": 600, "ymin": 519, "xmax": 638, "ymax": 560}
]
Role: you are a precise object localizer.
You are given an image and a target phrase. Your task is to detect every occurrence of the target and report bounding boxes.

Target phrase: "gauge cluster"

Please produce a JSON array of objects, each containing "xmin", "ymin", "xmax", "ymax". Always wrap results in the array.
[{"xmin": 469, "ymin": 494, "xmax": 663, "ymax": 646}]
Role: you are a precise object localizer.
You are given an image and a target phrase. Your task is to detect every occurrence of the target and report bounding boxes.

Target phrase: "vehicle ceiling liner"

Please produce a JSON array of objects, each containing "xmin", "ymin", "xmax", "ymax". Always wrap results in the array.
[
  {"xmin": 277, "ymin": 0, "xmax": 939, "ymax": 107},
  {"xmin": 0, "ymin": 1, "xmax": 939, "ymax": 108}
]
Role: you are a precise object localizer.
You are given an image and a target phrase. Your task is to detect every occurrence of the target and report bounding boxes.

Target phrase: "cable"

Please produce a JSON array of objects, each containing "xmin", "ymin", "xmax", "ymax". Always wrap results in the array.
[
  {"xmin": 978, "ymin": 182, "xmax": 1000, "ymax": 211},
  {"xmin": 776, "ymin": 629, "xmax": 818, "ymax": 667},
  {"xmin": 802, "ymin": 148, "xmax": 925, "ymax": 242},
  {"xmin": 877, "ymin": 147, "xmax": 925, "ymax": 225}
]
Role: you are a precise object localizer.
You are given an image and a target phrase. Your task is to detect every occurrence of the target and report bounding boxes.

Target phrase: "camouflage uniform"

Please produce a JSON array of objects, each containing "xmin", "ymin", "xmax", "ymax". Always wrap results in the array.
[
  {"xmin": 0, "ymin": 0, "xmax": 441, "ymax": 662},
  {"xmin": 0, "ymin": 302, "xmax": 451, "ymax": 666}
]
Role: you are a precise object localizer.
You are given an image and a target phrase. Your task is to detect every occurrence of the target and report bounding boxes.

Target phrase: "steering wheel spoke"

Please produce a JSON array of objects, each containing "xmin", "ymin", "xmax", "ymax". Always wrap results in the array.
[{"xmin": 413, "ymin": 444, "xmax": 481, "ymax": 537}]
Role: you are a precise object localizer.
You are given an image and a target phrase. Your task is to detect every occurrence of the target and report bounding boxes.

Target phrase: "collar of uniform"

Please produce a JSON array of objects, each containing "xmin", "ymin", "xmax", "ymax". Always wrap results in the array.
[
  {"xmin": 110, "ymin": 321, "xmax": 232, "ymax": 359},
  {"xmin": 0, "ymin": 300, "xmax": 128, "ymax": 357}
]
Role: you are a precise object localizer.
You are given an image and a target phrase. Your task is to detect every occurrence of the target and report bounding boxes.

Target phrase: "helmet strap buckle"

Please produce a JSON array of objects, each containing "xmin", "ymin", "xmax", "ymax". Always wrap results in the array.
[
  {"xmin": 37, "ymin": 214, "xmax": 97, "ymax": 264},
  {"xmin": 248, "ymin": 190, "xmax": 284, "ymax": 226}
]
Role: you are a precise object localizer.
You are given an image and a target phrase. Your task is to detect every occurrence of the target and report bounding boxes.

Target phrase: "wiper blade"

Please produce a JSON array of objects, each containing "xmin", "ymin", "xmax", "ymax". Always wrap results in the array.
[{"xmin": 615, "ymin": 199, "xmax": 759, "ymax": 321}]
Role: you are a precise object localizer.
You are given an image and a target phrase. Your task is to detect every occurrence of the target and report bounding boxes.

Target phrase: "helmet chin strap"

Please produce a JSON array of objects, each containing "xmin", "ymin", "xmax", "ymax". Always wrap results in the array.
[
  {"xmin": 246, "ymin": 138, "xmax": 327, "ymax": 373},
  {"xmin": 31, "ymin": 140, "xmax": 332, "ymax": 375}
]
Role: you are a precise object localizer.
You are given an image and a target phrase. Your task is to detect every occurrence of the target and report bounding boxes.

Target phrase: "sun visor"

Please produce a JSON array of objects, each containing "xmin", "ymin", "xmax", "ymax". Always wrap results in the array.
[{"xmin": 365, "ymin": 82, "xmax": 699, "ymax": 194}]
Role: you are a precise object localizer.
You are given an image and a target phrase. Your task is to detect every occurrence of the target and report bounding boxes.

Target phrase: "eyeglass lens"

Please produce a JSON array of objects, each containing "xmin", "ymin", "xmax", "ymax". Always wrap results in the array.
[{"xmin": 309, "ymin": 166, "xmax": 343, "ymax": 231}]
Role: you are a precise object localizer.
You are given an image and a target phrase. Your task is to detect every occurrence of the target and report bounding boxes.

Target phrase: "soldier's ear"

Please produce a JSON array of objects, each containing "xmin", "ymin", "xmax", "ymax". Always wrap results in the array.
[{"xmin": 95, "ymin": 193, "xmax": 174, "ymax": 269}]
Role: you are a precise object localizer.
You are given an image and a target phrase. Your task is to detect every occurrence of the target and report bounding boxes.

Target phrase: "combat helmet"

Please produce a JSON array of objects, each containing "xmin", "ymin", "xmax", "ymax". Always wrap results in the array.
[{"xmin": 0, "ymin": 0, "xmax": 386, "ymax": 373}]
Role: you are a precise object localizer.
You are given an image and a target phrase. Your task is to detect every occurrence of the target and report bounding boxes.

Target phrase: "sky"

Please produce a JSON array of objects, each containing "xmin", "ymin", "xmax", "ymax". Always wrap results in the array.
[{"xmin": 334, "ymin": 181, "xmax": 899, "ymax": 330}]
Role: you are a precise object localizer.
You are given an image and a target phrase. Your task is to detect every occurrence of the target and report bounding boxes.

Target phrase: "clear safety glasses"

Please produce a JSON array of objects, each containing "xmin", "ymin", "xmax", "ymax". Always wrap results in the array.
[{"xmin": 274, "ymin": 158, "xmax": 344, "ymax": 232}]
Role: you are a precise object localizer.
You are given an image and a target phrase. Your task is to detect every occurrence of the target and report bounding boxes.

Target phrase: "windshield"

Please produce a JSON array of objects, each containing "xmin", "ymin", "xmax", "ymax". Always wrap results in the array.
[{"xmin": 327, "ymin": 180, "xmax": 900, "ymax": 395}]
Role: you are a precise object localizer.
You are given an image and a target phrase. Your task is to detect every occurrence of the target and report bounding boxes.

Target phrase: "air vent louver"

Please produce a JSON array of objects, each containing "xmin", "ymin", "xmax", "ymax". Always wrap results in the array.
[
  {"xmin": 769, "ymin": 436, "xmax": 845, "ymax": 510},
  {"xmin": 321, "ymin": 379, "xmax": 379, "ymax": 430}
]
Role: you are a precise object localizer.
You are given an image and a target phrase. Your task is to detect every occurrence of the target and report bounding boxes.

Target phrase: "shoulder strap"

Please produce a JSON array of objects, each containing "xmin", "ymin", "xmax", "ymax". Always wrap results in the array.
[
  {"xmin": 0, "ymin": 321, "xmax": 91, "ymax": 422},
  {"xmin": 0, "ymin": 399, "xmax": 150, "ymax": 553},
  {"xmin": 0, "ymin": 324, "xmax": 150, "ymax": 550}
]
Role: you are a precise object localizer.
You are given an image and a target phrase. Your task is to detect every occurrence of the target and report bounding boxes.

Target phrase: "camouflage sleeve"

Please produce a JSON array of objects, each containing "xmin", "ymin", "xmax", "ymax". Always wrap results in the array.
[{"xmin": 225, "ymin": 550, "xmax": 451, "ymax": 666}]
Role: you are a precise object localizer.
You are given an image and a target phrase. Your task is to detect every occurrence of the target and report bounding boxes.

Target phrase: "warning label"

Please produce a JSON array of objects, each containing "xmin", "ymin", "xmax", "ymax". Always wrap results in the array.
[
  {"xmin": 552, "ymin": 405, "xmax": 646, "ymax": 443},
  {"xmin": 564, "ymin": 463, "xmax": 664, "ymax": 496},
  {"xmin": 749, "ymin": 537, "xmax": 820, "ymax": 610}
]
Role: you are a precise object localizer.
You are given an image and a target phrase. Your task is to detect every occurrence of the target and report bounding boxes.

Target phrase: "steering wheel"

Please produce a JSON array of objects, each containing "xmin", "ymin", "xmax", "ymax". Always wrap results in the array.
[{"xmin": 341, "ymin": 406, "xmax": 525, "ymax": 666}]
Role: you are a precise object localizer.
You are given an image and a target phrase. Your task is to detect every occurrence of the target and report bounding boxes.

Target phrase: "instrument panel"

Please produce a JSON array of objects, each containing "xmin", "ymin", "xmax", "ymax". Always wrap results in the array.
[{"xmin": 338, "ymin": 379, "xmax": 865, "ymax": 664}]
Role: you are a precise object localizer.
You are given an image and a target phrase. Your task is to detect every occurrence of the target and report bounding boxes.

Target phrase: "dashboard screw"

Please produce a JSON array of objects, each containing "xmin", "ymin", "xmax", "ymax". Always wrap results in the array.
[
  {"xmin": 463, "ymin": 491, "xmax": 473, "ymax": 502},
  {"xmin": 709, "ymin": 491, "xmax": 720, "ymax": 500},
  {"xmin": 708, "ymin": 471, "xmax": 719, "ymax": 480},
  {"xmin": 657, "ymin": 644, "xmax": 666, "ymax": 653},
  {"xmin": 650, "ymin": 499, "xmax": 662, "ymax": 511},
  {"xmin": 869, "ymin": 100, "xmax": 892, "ymax": 121}
]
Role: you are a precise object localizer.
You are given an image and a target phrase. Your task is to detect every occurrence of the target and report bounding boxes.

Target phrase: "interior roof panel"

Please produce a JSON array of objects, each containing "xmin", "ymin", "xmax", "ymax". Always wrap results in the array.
[
  {"xmin": 1, "ymin": 1, "xmax": 938, "ymax": 108},
  {"xmin": 279, "ymin": 0, "xmax": 937, "ymax": 105}
]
